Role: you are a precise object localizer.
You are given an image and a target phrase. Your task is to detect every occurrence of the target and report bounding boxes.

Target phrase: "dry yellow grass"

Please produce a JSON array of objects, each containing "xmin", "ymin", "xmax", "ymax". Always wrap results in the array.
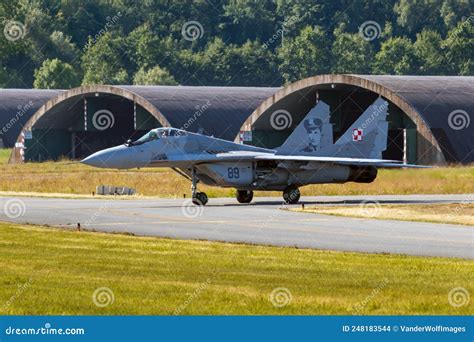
[
  {"xmin": 0, "ymin": 149, "xmax": 473, "ymax": 197},
  {"xmin": 292, "ymin": 203, "xmax": 474, "ymax": 226}
]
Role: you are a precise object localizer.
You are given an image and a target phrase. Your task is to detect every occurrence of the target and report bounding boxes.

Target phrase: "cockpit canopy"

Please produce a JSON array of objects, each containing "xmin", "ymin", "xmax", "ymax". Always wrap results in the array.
[{"xmin": 129, "ymin": 128, "xmax": 187, "ymax": 146}]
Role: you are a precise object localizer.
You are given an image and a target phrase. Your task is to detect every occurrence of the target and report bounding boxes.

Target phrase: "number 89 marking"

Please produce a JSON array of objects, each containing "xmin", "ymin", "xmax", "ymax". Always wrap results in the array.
[{"xmin": 228, "ymin": 167, "xmax": 240, "ymax": 179}]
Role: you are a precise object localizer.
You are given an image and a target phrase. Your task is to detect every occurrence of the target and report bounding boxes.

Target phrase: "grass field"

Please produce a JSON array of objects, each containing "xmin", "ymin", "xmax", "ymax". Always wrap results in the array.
[
  {"xmin": 0, "ymin": 222, "xmax": 472, "ymax": 315},
  {"xmin": 0, "ymin": 149, "xmax": 473, "ymax": 197},
  {"xmin": 292, "ymin": 203, "xmax": 474, "ymax": 226}
]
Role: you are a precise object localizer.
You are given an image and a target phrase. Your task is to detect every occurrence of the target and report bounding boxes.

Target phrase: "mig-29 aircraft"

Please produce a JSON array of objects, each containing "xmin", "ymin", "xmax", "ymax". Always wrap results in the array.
[{"xmin": 81, "ymin": 98, "xmax": 424, "ymax": 205}]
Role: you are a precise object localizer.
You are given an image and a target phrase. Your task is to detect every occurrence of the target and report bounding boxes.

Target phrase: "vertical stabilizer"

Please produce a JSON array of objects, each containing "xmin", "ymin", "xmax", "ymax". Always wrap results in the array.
[
  {"xmin": 277, "ymin": 101, "xmax": 333, "ymax": 154},
  {"xmin": 334, "ymin": 97, "xmax": 389, "ymax": 159}
]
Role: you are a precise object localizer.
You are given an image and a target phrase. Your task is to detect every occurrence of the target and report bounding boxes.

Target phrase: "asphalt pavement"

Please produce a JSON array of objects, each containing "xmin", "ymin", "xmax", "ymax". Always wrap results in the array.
[{"xmin": 0, "ymin": 194, "xmax": 472, "ymax": 259}]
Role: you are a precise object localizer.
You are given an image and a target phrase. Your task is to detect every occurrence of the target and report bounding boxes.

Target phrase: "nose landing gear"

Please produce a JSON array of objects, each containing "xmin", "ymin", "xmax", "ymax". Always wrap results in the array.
[
  {"xmin": 236, "ymin": 190, "xmax": 253, "ymax": 203},
  {"xmin": 191, "ymin": 167, "xmax": 208, "ymax": 205},
  {"xmin": 192, "ymin": 192, "xmax": 208, "ymax": 206},
  {"xmin": 283, "ymin": 186, "xmax": 300, "ymax": 204}
]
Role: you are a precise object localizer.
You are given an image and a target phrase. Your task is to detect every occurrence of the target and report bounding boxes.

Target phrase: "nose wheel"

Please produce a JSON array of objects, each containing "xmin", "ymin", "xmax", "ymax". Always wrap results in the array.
[
  {"xmin": 191, "ymin": 167, "xmax": 208, "ymax": 205},
  {"xmin": 283, "ymin": 186, "xmax": 300, "ymax": 204},
  {"xmin": 192, "ymin": 192, "xmax": 208, "ymax": 206}
]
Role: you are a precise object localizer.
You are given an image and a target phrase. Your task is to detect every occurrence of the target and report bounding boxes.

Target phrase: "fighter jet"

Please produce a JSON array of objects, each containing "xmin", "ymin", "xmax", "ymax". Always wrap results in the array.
[{"xmin": 81, "ymin": 98, "xmax": 424, "ymax": 205}]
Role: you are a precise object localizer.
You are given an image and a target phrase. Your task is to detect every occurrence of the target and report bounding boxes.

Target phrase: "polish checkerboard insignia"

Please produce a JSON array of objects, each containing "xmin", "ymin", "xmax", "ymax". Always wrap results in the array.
[{"xmin": 352, "ymin": 128, "xmax": 363, "ymax": 141}]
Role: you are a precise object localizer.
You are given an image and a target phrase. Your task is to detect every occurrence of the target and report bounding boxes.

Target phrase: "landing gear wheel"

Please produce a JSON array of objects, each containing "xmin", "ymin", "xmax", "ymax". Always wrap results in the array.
[
  {"xmin": 190, "ymin": 167, "xmax": 208, "ymax": 205},
  {"xmin": 283, "ymin": 186, "xmax": 300, "ymax": 204},
  {"xmin": 192, "ymin": 192, "xmax": 208, "ymax": 206},
  {"xmin": 236, "ymin": 190, "xmax": 253, "ymax": 204}
]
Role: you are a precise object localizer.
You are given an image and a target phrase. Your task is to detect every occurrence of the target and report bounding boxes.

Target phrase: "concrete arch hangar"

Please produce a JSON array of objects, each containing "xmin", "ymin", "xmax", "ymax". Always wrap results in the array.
[
  {"xmin": 10, "ymin": 85, "xmax": 277, "ymax": 163},
  {"xmin": 237, "ymin": 75, "xmax": 474, "ymax": 165}
]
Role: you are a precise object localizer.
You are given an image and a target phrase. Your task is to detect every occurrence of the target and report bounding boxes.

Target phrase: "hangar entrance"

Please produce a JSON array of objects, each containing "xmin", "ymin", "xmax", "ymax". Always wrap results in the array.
[
  {"xmin": 23, "ymin": 93, "xmax": 161, "ymax": 162},
  {"xmin": 241, "ymin": 85, "xmax": 417, "ymax": 163}
]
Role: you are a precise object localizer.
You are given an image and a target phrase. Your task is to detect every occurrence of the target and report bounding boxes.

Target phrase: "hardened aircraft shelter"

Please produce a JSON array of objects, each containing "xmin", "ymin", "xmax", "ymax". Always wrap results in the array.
[{"xmin": 3, "ymin": 75, "xmax": 473, "ymax": 165}]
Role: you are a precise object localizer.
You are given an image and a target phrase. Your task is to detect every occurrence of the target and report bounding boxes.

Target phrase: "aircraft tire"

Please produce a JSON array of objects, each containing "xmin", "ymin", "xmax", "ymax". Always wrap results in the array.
[
  {"xmin": 283, "ymin": 186, "xmax": 300, "ymax": 204},
  {"xmin": 236, "ymin": 190, "xmax": 253, "ymax": 204},
  {"xmin": 192, "ymin": 192, "xmax": 208, "ymax": 205}
]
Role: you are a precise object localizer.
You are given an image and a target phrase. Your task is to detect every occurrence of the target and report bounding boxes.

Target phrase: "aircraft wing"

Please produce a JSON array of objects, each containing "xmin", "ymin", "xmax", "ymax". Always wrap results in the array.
[{"xmin": 214, "ymin": 151, "xmax": 429, "ymax": 168}]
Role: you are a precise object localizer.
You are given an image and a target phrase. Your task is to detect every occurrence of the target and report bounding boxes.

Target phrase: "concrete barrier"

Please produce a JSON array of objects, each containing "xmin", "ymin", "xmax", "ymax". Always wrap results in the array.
[{"xmin": 96, "ymin": 185, "xmax": 136, "ymax": 196}]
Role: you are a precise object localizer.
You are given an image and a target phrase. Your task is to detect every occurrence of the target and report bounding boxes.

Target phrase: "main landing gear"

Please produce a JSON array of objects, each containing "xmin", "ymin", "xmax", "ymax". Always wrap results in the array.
[
  {"xmin": 191, "ymin": 168, "xmax": 208, "ymax": 205},
  {"xmin": 283, "ymin": 186, "xmax": 300, "ymax": 204},
  {"xmin": 235, "ymin": 187, "xmax": 299, "ymax": 204},
  {"xmin": 236, "ymin": 190, "xmax": 253, "ymax": 204}
]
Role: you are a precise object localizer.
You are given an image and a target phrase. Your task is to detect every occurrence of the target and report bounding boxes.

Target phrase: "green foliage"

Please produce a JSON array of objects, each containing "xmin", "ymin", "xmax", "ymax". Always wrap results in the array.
[
  {"xmin": 278, "ymin": 26, "xmax": 331, "ymax": 83},
  {"xmin": 331, "ymin": 30, "xmax": 375, "ymax": 74},
  {"xmin": 48, "ymin": 31, "xmax": 79, "ymax": 63},
  {"xmin": 374, "ymin": 37, "xmax": 419, "ymax": 74},
  {"xmin": 133, "ymin": 66, "xmax": 178, "ymax": 85},
  {"xmin": 33, "ymin": 58, "xmax": 80, "ymax": 89},
  {"xmin": 443, "ymin": 20, "xmax": 474, "ymax": 75},
  {"xmin": 0, "ymin": 0, "xmax": 472, "ymax": 89},
  {"xmin": 221, "ymin": 0, "xmax": 277, "ymax": 43},
  {"xmin": 127, "ymin": 24, "xmax": 177, "ymax": 70},
  {"xmin": 187, "ymin": 38, "xmax": 281, "ymax": 86},
  {"xmin": 413, "ymin": 30, "xmax": 445, "ymax": 74},
  {"xmin": 394, "ymin": 0, "xmax": 445, "ymax": 34},
  {"xmin": 81, "ymin": 32, "xmax": 129, "ymax": 85},
  {"xmin": 235, "ymin": 40, "xmax": 281, "ymax": 86}
]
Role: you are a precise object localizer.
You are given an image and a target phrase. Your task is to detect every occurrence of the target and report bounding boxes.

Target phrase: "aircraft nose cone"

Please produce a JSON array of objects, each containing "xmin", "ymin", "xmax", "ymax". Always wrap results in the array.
[
  {"xmin": 80, "ymin": 153, "xmax": 102, "ymax": 167},
  {"xmin": 81, "ymin": 145, "xmax": 128, "ymax": 168}
]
